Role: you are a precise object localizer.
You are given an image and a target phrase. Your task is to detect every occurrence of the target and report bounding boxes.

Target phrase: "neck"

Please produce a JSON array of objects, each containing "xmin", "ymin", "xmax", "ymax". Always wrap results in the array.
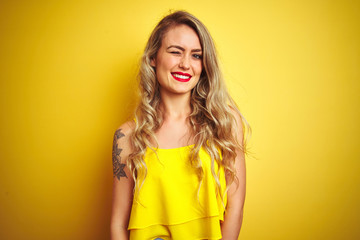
[{"xmin": 159, "ymin": 91, "xmax": 192, "ymax": 120}]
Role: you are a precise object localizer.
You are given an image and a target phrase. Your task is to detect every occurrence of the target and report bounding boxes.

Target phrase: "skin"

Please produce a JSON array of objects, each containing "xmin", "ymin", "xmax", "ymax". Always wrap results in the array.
[
  {"xmin": 150, "ymin": 24, "xmax": 203, "ymax": 148},
  {"xmin": 110, "ymin": 24, "xmax": 245, "ymax": 240},
  {"xmin": 110, "ymin": 125, "xmax": 134, "ymax": 239},
  {"xmin": 151, "ymin": 24, "xmax": 203, "ymax": 97},
  {"xmin": 220, "ymin": 109, "xmax": 246, "ymax": 240}
]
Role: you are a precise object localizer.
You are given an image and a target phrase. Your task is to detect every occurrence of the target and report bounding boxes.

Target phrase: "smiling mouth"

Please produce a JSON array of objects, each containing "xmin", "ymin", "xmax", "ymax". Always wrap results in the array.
[{"xmin": 171, "ymin": 72, "xmax": 192, "ymax": 82}]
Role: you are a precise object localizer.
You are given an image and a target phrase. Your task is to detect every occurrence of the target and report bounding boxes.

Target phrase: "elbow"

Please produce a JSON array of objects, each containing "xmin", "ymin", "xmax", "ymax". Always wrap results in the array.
[{"xmin": 110, "ymin": 221, "xmax": 129, "ymax": 240}]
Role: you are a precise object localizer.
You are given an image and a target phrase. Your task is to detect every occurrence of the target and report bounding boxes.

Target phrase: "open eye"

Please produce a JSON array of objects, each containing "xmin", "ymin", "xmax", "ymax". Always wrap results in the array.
[{"xmin": 193, "ymin": 54, "xmax": 202, "ymax": 59}]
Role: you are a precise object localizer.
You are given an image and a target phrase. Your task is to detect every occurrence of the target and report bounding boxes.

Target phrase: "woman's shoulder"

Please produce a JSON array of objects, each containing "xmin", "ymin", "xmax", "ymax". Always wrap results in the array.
[
  {"xmin": 228, "ymin": 106, "xmax": 245, "ymax": 146},
  {"xmin": 228, "ymin": 106, "xmax": 244, "ymax": 129},
  {"xmin": 113, "ymin": 120, "xmax": 136, "ymax": 156},
  {"xmin": 115, "ymin": 119, "xmax": 136, "ymax": 136}
]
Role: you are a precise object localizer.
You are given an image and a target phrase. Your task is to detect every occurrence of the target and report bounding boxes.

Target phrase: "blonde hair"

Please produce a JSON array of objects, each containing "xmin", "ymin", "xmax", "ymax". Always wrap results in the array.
[{"xmin": 128, "ymin": 10, "xmax": 251, "ymax": 203}]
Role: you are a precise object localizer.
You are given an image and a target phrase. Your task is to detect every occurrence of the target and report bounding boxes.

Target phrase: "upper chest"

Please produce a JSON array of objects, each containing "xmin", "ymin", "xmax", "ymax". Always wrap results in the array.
[{"xmin": 155, "ymin": 119, "xmax": 194, "ymax": 149}]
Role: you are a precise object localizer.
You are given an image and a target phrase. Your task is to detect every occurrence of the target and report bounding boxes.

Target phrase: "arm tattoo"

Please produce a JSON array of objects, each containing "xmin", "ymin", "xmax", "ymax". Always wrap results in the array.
[{"xmin": 112, "ymin": 129, "xmax": 127, "ymax": 180}]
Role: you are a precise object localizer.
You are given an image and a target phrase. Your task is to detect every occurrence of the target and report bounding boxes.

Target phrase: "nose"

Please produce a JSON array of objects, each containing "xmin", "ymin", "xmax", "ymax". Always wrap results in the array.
[{"xmin": 179, "ymin": 55, "xmax": 190, "ymax": 70}]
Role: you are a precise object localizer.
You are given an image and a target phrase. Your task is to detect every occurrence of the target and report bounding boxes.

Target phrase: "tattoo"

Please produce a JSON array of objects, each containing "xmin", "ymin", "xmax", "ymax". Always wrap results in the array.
[{"xmin": 112, "ymin": 129, "xmax": 127, "ymax": 180}]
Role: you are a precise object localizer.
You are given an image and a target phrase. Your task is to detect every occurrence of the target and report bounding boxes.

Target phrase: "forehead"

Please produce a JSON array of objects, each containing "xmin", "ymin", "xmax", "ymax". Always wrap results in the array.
[{"xmin": 162, "ymin": 24, "xmax": 202, "ymax": 50}]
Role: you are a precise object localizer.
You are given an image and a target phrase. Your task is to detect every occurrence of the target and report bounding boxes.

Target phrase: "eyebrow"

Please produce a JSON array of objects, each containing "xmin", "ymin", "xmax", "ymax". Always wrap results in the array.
[{"xmin": 167, "ymin": 45, "xmax": 202, "ymax": 52}]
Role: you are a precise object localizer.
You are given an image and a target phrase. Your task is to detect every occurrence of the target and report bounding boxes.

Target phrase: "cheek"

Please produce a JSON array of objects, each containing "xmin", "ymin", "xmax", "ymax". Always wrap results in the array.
[
  {"xmin": 195, "ymin": 62, "xmax": 203, "ymax": 75},
  {"xmin": 157, "ymin": 57, "xmax": 176, "ymax": 72}
]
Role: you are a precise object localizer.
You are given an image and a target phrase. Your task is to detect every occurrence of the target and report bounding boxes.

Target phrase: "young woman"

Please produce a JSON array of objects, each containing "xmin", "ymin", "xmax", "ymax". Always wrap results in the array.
[{"xmin": 111, "ymin": 10, "xmax": 250, "ymax": 240}]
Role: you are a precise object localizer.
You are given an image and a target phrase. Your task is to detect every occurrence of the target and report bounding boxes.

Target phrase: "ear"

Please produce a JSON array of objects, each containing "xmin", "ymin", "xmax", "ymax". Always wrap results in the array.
[{"xmin": 150, "ymin": 57, "xmax": 156, "ymax": 67}]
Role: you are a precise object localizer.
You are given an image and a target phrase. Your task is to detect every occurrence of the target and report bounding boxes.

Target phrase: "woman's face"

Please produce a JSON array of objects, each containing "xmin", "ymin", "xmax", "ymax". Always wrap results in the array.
[{"xmin": 151, "ymin": 24, "xmax": 203, "ymax": 96}]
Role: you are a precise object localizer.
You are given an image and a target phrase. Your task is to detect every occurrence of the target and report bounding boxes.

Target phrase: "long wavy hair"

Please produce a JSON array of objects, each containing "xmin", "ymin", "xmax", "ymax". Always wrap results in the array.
[{"xmin": 127, "ymin": 10, "xmax": 251, "ymax": 204}]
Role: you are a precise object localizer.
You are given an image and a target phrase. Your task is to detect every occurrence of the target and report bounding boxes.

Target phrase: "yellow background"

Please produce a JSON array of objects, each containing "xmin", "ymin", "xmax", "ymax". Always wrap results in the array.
[{"xmin": 0, "ymin": 0, "xmax": 359, "ymax": 239}]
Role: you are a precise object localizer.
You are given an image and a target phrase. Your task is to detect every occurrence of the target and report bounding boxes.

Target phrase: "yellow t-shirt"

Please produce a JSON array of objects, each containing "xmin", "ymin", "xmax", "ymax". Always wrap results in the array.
[{"xmin": 128, "ymin": 144, "xmax": 227, "ymax": 240}]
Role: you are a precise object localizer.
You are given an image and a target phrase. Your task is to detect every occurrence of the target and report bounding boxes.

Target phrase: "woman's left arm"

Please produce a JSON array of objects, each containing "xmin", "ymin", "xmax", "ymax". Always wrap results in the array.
[{"xmin": 220, "ymin": 111, "xmax": 246, "ymax": 240}]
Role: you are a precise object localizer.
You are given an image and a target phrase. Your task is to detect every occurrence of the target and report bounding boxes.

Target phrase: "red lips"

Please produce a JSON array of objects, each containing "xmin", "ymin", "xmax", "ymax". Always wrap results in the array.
[{"xmin": 171, "ymin": 72, "xmax": 192, "ymax": 82}]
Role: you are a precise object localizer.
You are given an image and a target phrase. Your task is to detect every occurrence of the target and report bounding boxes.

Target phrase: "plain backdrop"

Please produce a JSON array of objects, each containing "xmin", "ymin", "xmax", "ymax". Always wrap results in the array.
[{"xmin": 0, "ymin": 0, "xmax": 359, "ymax": 239}]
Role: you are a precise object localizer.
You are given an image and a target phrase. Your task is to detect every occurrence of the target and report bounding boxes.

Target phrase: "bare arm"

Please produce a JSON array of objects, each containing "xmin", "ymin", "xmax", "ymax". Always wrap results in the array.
[
  {"xmin": 110, "ymin": 123, "xmax": 135, "ymax": 240},
  {"xmin": 221, "ymin": 111, "xmax": 246, "ymax": 240}
]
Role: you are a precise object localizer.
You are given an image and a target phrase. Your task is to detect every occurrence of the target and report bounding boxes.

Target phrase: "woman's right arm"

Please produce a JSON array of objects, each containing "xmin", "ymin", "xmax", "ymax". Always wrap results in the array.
[{"xmin": 110, "ymin": 122, "xmax": 135, "ymax": 240}]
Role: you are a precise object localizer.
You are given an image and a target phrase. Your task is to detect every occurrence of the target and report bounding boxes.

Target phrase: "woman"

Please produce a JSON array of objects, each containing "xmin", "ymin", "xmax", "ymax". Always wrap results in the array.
[{"xmin": 111, "ymin": 10, "xmax": 250, "ymax": 240}]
